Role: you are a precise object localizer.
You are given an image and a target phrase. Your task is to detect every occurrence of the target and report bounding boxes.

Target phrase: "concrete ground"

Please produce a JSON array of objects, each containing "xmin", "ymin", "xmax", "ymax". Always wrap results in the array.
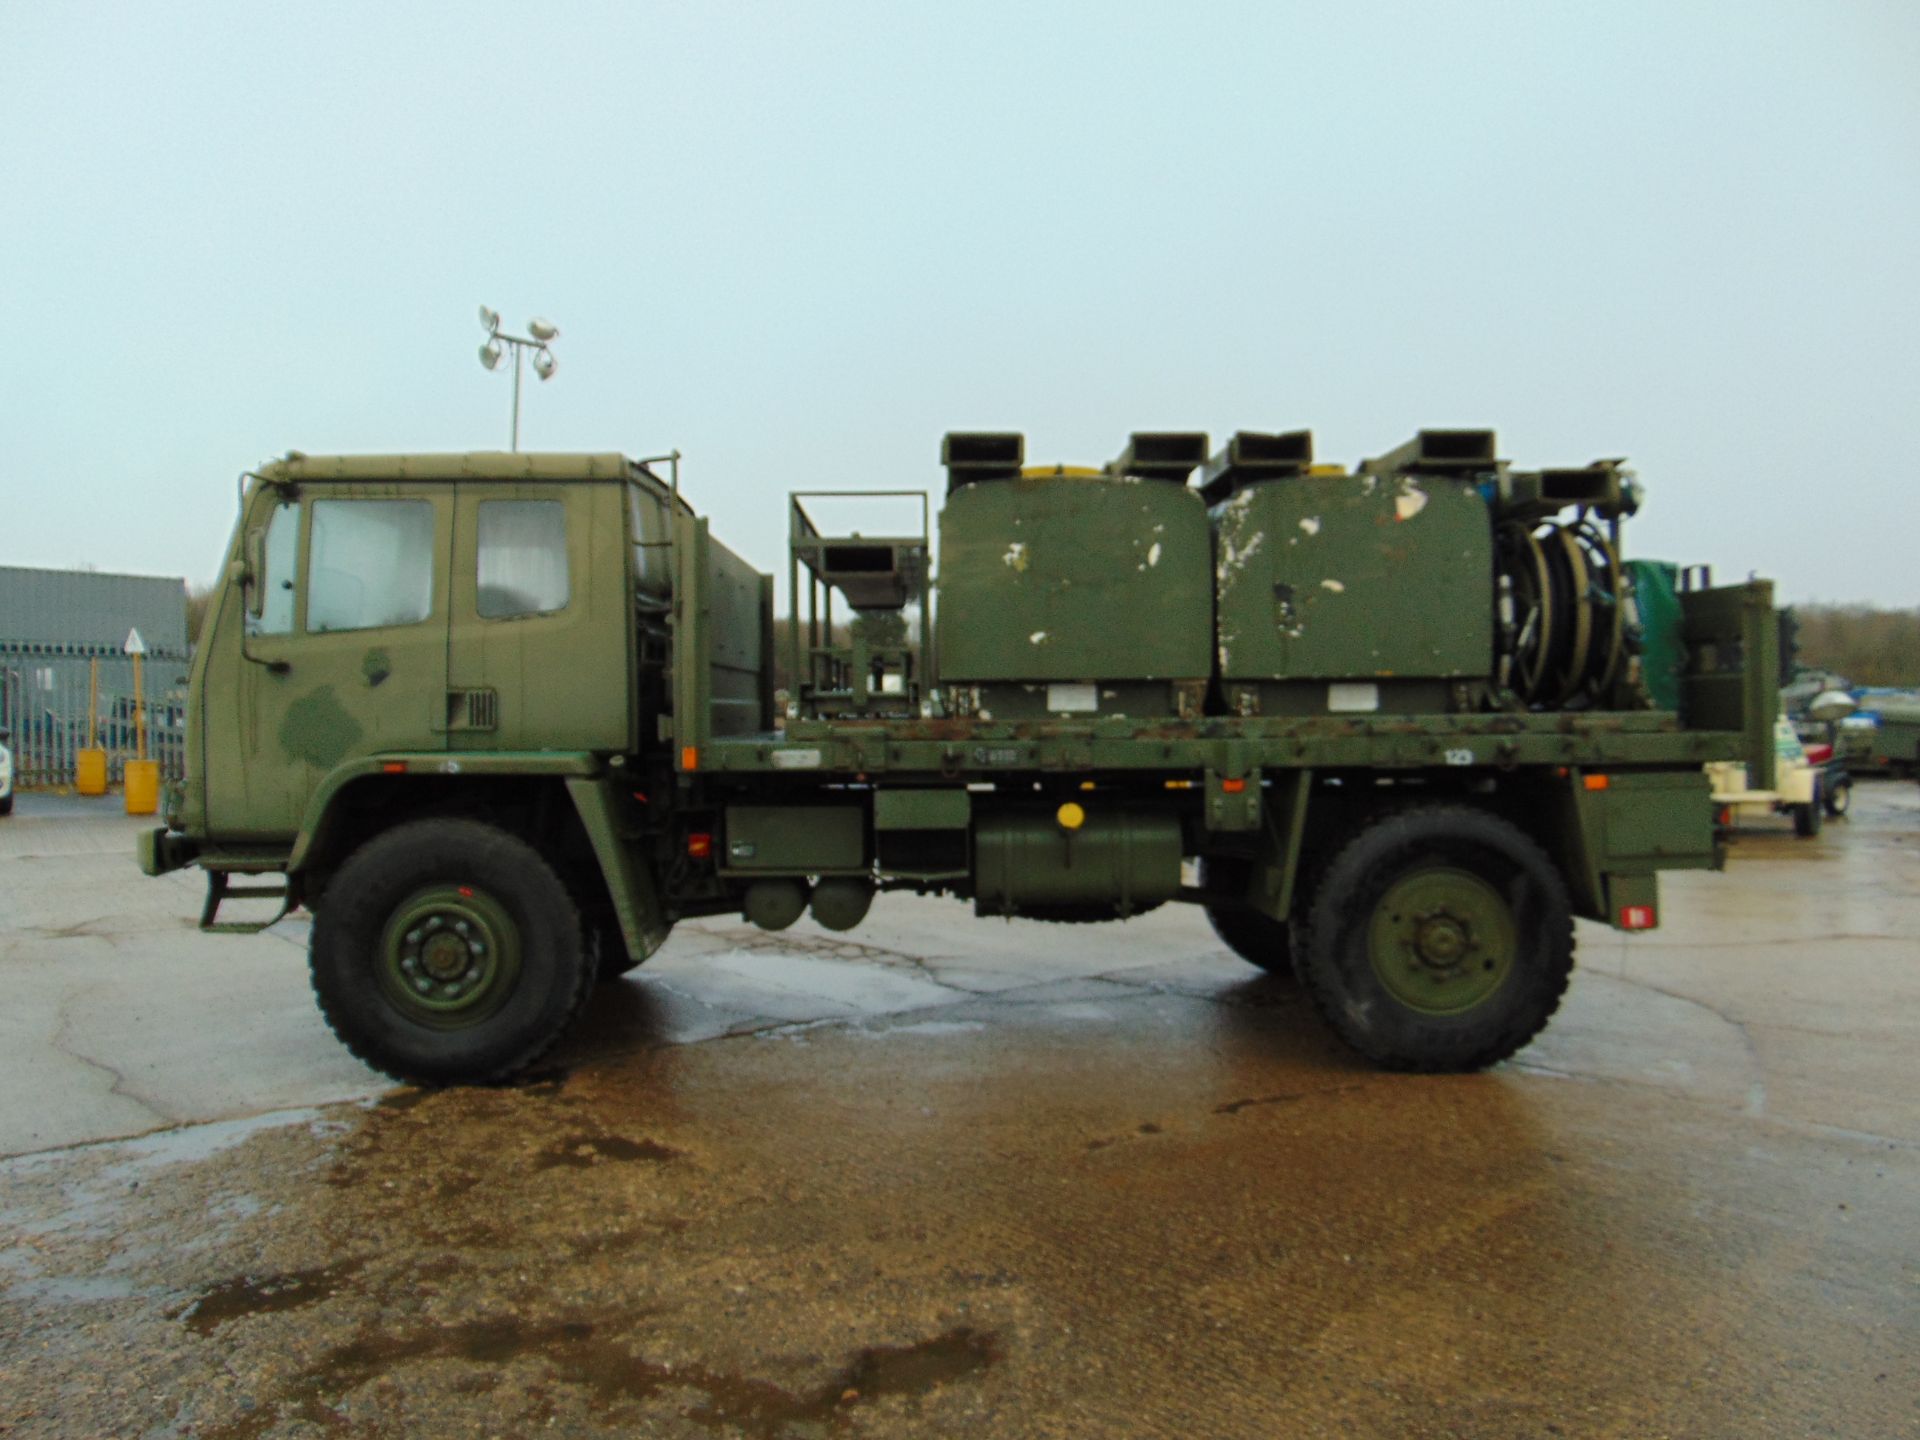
[{"xmin": 1, "ymin": 785, "xmax": 1916, "ymax": 1438}]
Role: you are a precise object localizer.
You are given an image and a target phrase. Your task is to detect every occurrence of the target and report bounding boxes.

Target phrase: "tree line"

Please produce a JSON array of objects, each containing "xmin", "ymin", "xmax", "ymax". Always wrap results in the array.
[{"xmin": 1792, "ymin": 604, "xmax": 1920, "ymax": 688}]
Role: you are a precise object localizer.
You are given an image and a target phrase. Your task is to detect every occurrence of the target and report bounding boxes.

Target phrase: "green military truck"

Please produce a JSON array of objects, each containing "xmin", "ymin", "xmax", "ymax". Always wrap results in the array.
[
  {"xmin": 139, "ymin": 429, "xmax": 1777, "ymax": 1085},
  {"xmin": 1844, "ymin": 697, "xmax": 1920, "ymax": 780}
]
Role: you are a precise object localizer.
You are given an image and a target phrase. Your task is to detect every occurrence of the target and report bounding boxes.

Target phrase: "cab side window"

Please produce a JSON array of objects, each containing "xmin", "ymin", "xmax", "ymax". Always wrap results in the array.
[
  {"xmin": 247, "ymin": 501, "xmax": 301, "ymax": 637},
  {"xmin": 477, "ymin": 500, "xmax": 569, "ymax": 618},
  {"xmin": 629, "ymin": 486, "xmax": 670, "ymax": 596},
  {"xmin": 307, "ymin": 500, "xmax": 436, "ymax": 633}
]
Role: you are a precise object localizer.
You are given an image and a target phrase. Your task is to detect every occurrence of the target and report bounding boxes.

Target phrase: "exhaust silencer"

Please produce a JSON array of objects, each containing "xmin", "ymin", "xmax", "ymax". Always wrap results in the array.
[
  {"xmin": 942, "ymin": 432, "xmax": 1024, "ymax": 492},
  {"xmin": 1109, "ymin": 431, "xmax": 1209, "ymax": 483},
  {"xmin": 1199, "ymin": 429, "xmax": 1314, "ymax": 504},
  {"xmin": 1365, "ymin": 429, "xmax": 1499, "ymax": 476}
]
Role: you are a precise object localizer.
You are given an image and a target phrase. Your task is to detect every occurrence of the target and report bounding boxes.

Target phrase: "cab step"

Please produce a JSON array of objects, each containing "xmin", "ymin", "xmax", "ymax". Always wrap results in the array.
[{"xmin": 199, "ymin": 869, "xmax": 299, "ymax": 934}]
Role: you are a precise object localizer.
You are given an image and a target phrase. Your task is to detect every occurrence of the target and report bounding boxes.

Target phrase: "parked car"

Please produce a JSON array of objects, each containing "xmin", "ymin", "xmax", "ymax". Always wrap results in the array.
[{"xmin": 0, "ymin": 727, "xmax": 13, "ymax": 816}]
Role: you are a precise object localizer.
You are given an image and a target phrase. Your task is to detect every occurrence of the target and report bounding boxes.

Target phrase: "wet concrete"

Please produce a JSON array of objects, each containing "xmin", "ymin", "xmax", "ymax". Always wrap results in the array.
[{"xmin": 1, "ymin": 785, "xmax": 1917, "ymax": 1436}]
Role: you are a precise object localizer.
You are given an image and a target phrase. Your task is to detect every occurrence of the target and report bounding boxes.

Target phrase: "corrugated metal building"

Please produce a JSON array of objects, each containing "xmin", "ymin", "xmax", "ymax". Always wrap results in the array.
[{"xmin": 0, "ymin": 565, "xmax": 191, "ymax": 786}]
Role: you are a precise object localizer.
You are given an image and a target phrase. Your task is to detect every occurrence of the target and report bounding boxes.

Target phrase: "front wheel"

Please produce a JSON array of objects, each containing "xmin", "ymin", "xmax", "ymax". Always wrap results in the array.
[
  {"xmin": 1823, "ymin": 777, "xmax": 1851, "ymax": 819},
  {"xmin": 310, "ymin": 818, "xmax": 594, "ymax": 1085},
  {"xmin": 1298, "ymin": 806, "xmax": 1573, "ymax": 1072}
]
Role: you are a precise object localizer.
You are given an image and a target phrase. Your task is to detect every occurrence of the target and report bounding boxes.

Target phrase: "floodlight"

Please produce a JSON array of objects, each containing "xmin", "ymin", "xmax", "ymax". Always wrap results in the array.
[
  {"xmin": 527, "ymin": 317, "xmax": 560, "ymax": 342},
  {"xmin": 479, "ymin": 305, "xmax": 501, "ymax": 334},
  {"xmin": 532, "ymin": 348, "xmax": 557, "ymax": 381},
  {"xmin": 479, "ymin": 338, "xmax": 503, "ymax": 370}
]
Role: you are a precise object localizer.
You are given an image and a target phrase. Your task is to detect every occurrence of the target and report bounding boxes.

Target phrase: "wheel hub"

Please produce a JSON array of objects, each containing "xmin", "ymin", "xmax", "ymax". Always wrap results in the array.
[
  {"xmin": 380, "ymin": 887, "xmax": 519, "ymax": 1024},
  {"xmin": 1367, "ymin": 866, "xmax": 1517, "ymax": 1016},
  {"xmin": 1412, "ymin": 911, "xmax": 1471, "ymax": 969}
]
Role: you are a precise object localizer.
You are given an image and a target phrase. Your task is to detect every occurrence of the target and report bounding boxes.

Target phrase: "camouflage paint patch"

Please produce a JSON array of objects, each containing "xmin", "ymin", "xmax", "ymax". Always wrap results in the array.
[{"xmin": 279, "ymin": 685, "xmax": 365, "ymax": 769}]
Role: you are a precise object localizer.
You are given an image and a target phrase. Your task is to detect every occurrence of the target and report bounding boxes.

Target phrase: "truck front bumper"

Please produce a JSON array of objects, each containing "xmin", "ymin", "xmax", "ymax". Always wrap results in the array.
[{"xmin": 137, "ymin": 827, "xmax": 201, "ymax": 877}]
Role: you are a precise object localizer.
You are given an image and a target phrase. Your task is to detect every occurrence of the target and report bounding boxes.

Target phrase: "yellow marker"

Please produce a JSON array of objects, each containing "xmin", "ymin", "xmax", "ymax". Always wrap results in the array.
[{"xmin": 1056, "ymin": 801, "xmax": 1086, "ymax": 830}]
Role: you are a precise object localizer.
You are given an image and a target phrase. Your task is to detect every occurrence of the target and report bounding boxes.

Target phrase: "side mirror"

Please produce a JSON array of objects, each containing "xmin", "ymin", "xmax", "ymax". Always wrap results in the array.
[{"xmin": 241, "ymin": 531, "xmax": 265, "ymax": 618}]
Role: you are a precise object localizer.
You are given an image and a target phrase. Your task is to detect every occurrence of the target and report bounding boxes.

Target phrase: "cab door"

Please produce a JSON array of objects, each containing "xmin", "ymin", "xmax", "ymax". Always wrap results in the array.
[
  {"xmin": 218, "ymin": 485, "xmax": 453, "ymax": 840},
  {"xmin": 446, "ymin": 481, "xmax": 630, "ymax": 753}
]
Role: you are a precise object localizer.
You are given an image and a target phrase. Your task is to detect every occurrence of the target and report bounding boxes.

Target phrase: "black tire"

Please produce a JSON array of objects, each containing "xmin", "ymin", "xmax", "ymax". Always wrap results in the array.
[
  {"xmin": 1199, "ymin": 859, "xmax": 1294, "ymax": 977},
  {"xmin": 310, "ymin": 818, "xmax": 594, "ymax": 1085},
  {"xmin": 1792, "ymin": 793, "xmax": 1823, "ymax": 838},
  {"xmin": 0, "ymin": 793, "xmax": 12, "ymax": 817},
  {"xmin": 1823, "ymin": 777, "xmax": 1851, "ymax": 819},
  {"xmin": 592, "ymin": 924, "xmax": 649, "ymax": 982},
  {"xmin": 1298, "ymin": 805, "xmax": 1573, "ymax": 1073}
]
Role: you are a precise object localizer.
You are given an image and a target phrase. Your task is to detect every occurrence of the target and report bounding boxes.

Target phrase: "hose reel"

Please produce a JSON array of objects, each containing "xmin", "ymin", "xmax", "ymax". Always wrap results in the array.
[{"xmin": 1495, "ymin": 516, "xmax": 1628, "ymax": 710}]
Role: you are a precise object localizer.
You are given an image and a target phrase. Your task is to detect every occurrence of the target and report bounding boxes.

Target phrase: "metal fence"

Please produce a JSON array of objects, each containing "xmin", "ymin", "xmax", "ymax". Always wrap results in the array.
[{"xmin": 0, "ymin": 662, "xmax": 188, "ymax": 790}]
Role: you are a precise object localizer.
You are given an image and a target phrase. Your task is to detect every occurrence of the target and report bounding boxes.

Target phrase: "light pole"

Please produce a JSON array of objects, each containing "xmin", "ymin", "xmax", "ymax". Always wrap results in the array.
[{"xmin": 477, "ymin": 306, "xmax": 559, "ymax": 451}]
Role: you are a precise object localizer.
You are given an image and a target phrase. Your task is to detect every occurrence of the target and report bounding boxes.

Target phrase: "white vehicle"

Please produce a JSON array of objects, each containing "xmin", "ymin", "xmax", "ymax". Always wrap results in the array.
[
  {"xmin": 0, "ymin": 728, "xmax": 13, "ymax": 817},
  {"xmin": 1709, "ymin": 699, "xmax": 1851, "ymax": 838}
]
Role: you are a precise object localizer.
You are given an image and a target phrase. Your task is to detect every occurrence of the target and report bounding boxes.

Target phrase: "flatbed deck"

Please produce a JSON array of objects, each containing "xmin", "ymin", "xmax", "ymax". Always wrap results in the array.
[{"xmin": 701, "ymin": 710, "xmax": 1739, "ymax": 778}]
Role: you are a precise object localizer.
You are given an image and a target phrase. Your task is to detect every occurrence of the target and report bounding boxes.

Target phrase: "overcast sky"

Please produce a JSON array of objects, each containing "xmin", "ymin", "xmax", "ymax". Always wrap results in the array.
[{"xmin": 3, "ymin": 2, "xmax": 1916, "ymax": 606}]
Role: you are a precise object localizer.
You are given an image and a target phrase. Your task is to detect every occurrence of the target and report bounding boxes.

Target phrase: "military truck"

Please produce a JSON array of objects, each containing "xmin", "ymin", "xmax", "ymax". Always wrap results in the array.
[
  {"xmin": 138, "ymin": 430, "xmax": 1777, "ymax": 1085},
  {"xmin": 1842, "ymin": 695, "xmax": 1920, "ymax": 780}
]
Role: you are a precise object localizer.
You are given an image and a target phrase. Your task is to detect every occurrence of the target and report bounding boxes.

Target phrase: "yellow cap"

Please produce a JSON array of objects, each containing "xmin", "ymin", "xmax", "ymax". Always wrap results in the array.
[{"xmin": 1056, "ymin": 801, "xmax": 1086, "ymax": 830}]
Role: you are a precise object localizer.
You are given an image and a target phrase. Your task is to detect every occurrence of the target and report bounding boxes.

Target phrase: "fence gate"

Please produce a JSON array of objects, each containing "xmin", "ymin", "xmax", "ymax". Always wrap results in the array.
[{"xmin": 0, "ymin": 657, "xmax": 188, "ymax": 791}]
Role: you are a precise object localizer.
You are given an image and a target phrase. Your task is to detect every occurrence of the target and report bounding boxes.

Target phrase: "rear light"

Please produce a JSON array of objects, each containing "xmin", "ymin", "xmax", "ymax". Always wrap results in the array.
[
  {"xmin": 1583, "ymin": 774, "xmax": 1610, "ymax": 791},
  {"xmin": 686, "ymin": 832, "xmax": 713, "ymax": 860},
  {"xmin": 1220, "ymin": 778, "xmax": 1247, "ymax": 794},
  {"xmin": 382, "ymin": 761, "xmax": 406, "ymax": 774},
  {"xmin": 680, "ymin": 746, "xmax": 700, "ymax": 771},
  {"xmin": 1619, "ymin": 904, "xmax": 1657, "ymax": 931}
]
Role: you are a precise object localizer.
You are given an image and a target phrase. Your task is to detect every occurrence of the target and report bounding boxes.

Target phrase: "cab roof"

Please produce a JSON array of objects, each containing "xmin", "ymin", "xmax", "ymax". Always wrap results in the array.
[{"xmin": 257, "ymin": 451, "xmax": 662, "ymax": 485}]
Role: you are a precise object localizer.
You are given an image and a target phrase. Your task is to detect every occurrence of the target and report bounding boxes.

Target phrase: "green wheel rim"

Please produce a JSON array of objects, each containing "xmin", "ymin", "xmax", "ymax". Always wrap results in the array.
[
  {"xmin": 377, "ymin": 884, "xmax": 522, "ymax": 1028},
  {"xmin": 1367, "ymin": 866, "xmax": 1517, "ymax": 1016}
]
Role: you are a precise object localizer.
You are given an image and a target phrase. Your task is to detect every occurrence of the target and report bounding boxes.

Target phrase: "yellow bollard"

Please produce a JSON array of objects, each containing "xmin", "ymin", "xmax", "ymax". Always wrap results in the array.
[
  {"xmin": 76, "ymin": 747, "xmax": 108, "ymax": 796},
  {"xmin": 124, "ymin": 759, "xmax": 160, "ymax": 816}
]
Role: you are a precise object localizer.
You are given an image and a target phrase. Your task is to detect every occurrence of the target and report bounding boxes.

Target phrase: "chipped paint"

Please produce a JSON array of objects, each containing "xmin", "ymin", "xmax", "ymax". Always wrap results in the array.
[
  {"xmin": 1298, "ymin": 516, "xmax": 1321, "ymax": 537},
  {"xmin": 1003, "ymin": 542, "xmax": 1030, "ymax": 571},
  {"xmin": 1394, "ymin": 481, "xmax": 1428, "ymax": 522},
  {"xmin": 1321, "ymin": 579, "xmax": 1346, "ymax": 594},
  {"xmin": 1029, "ymin": 631, "xmax": 1047, "ymax": 645},
  {"xmin": 1217, "ymin": 531, "xmax": 1265, "ymax": 576},
  {"xmin": 1147, "ymin": 542, "xmax": 1162, "ymax": 567}
]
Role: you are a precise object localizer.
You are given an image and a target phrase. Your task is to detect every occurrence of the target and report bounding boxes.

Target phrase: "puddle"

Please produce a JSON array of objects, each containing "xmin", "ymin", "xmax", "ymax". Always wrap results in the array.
[
  {"xmin": 833, "ymin": 1327, "xmax": 1000, "ymax": 1404},
  {"xmin": 181, "ymin": 1260, "xmax": 362, "ymax": 1335},
  {"xmin": 375, "ymin": 1088, "xmax": 436, "ymax": 1114},
  {"xmin": 535, "ymin": 1134, "xmax": 680, "ymax": 1170},
  {"xmin": 104, "ymin": 1111, "xmax": 324, "ymax": 1177},
  {"xmin": 198, "ymin": 1317, "xmax": 998, "ymax": 1440},
  {"xmin": 877, "ymin": 1020, "xmax": 987, "ymax": 1038}
]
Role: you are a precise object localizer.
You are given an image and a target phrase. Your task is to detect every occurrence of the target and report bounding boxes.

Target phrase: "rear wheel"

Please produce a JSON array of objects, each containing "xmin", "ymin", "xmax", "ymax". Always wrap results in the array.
[
  {"xmin": 1200, "ymin": 860, "xmax": 1294, "ymax": 977},
  {"xmin": 1792, "ymin": 789, "xmax": 1823, "ymax": 837},
  {"xmin": 592, "ymin": 921, "xmax": 666, "ymax": 982},
  {"xmin": 1822, "ymin": 776, "xmax": 1851, "ymax": 819},
  {"xmin": 310, "ymin": 818, "xmax": 594, "ymax": 1085},
  {"xmin": 1298, "ymin": 806, "xmax": 1573, "ymax": 1072}
]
